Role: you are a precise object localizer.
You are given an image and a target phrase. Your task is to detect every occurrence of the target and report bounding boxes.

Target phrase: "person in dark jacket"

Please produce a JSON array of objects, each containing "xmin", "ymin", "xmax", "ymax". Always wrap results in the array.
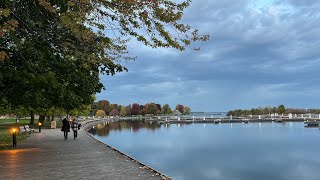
[{"xmin": 61, "ymin": 118, "xmax": 70, "ymax": 139}]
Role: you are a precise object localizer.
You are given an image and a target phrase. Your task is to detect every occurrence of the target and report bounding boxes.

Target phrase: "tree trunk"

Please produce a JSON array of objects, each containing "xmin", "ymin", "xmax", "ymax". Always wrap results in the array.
[
  {"xmin": 51, "ymin": 114, "xmax": 55, "ymax": 121},
  {"xmin": 39, "ymin": 114, "xmax": 45, "ymax": 124},
  {"xmin": 30, "ymin": 110, "xmax": 35, "ymax": 125}
]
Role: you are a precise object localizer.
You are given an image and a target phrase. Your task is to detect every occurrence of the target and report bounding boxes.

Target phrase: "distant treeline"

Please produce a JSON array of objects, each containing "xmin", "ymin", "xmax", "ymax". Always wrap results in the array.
[
  {"xmin": 92, "ymin": 100, "xmax": 191, "ymax": 117},
  {"xmin": 226, "ymin": 105, "xmax": 320, "ymax": 116}
]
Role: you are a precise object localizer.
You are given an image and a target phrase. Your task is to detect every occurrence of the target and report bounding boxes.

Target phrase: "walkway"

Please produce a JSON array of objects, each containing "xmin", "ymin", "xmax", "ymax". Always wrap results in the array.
[{"xmin": 0, "ymin": 128, "xmax": 164, "ymax": 180}]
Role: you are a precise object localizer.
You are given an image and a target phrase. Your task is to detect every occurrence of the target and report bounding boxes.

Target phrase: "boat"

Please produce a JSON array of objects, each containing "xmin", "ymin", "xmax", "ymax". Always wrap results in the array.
[
  {"xmin": 304, "ymin": 120, "xmax": 320, "ymax": 126},
  {"xmin": 214, "ymin": 119, "xmax": 220, "ymax": 124},
  {"xmin": 242, "ymin": 118, "xmax": 250, "ymax": 123},
  {"xmin": 275, "ymin": 119, "xmax": 282, "ymax": 122}
]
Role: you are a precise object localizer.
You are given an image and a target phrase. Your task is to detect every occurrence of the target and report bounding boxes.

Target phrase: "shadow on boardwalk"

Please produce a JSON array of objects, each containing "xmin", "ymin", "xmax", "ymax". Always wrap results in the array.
[{"xmin": 0, "ymin": 128, "xmax": 164, "ymax": 180}]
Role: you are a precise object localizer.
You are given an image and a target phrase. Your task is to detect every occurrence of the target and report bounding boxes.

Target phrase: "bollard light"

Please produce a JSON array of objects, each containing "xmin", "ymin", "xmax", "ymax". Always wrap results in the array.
[
  {"xmin": 92, "ymin": 126, "xmax": 96, "ymax": 135},
  {"xmin": 38, "ymin": 122, "xmax": 42, "ymax": 132},
  {"xmin": 11, "ymin": 128, "xmax": 17, "ymax": 147}
]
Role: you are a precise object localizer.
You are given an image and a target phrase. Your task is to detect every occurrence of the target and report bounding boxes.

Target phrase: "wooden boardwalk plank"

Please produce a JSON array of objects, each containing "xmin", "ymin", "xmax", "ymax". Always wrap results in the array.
[{"xmin": 0, "ymin": 128, "xmax": 164, "ymax": 180}]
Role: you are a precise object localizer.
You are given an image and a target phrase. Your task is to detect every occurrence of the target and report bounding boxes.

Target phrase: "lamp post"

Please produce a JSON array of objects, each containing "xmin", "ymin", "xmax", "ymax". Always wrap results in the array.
[
  {"xmin": 38, "ymin": 122, "xmax": 42, "ymax": 132},
  {"xmin": 12, "ymin": 128, "xmax": 17, "ymax": 147},
  {"xmin": 92, "ymin": 126, "xmax": 96, "ymax": 135}
]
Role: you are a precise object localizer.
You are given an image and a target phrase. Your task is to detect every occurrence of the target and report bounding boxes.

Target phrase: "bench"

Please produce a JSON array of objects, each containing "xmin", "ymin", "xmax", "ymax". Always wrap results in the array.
[
  {"xmin": 19, "ymin": 125, "xmax": 35, "ymax": 134},
  {"xmin": 19, "ymin": 126, "xmax": 26, "ymax": 134},
  {"xmin": 24, "ymin": 125, "xmax": 35, "ymax": 134}
]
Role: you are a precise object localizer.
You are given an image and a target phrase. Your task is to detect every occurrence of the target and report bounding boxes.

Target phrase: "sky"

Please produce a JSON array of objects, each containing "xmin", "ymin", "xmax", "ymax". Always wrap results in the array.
[{"xmin": 96, "ymin": 0, "xmax": 320, "ymax": 112}]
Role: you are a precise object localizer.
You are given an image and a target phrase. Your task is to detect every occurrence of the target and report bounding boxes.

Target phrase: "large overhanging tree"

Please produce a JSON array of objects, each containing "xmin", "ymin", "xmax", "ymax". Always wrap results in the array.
[{"xmin": 0, "ymin": 0, "xmax": 208, "ymax": 120}]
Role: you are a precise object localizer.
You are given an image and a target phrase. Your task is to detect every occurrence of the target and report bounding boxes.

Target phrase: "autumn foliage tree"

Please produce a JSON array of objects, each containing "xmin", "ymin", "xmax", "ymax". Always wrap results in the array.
[
  {"xmin": 110, "ymin": 109, "xmax": 120, "ymax": 116},
  {"xmin": 175, "ymin": 104, "xmax": 184, "ymax": 114},
  {"xmin": 131, "ymin": 103, "xmax": 140, "ymax": 115},
  {"xmin": 92, "ymin": 100, "xmax": 191, "ymax": 116},
  {"xmin": 145, "ymin": 103, "xmax": 158, "ymax": 115},
  {"xmin": 96, "ymin": 110, "xmax": 106, "ymax": 117},
  {"xmin": 125, "ymin": 105, "xmax": 131, "ymax": 116},
  {"xmin": 96, "ymin": 100, "xmax": 111, "ymax": 115}
]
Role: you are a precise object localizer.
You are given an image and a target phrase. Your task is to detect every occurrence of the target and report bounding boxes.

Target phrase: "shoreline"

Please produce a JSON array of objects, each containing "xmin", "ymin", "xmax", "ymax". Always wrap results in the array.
[{"xmin": 83, "ymin": 120, "xmax": 172, "ymax": 180}]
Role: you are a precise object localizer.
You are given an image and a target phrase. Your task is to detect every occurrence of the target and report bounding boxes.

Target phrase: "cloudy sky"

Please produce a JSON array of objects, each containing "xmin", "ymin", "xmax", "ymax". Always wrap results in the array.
[{"xmin": 97, "ymin": 0, "xmax": 320, "ymax": 112}]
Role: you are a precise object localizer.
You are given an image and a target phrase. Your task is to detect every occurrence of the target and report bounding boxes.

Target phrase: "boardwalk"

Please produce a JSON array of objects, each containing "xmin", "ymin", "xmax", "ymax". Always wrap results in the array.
[{"xmin": 0, "ymin": 128, "xmax": 164, "ymax": 180}]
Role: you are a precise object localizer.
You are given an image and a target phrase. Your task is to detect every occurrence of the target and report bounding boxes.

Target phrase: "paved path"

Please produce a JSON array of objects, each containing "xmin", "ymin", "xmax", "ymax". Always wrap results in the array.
[{"xmin": 0, "ymin": 128, "xmax": 163, "ymax": 180}]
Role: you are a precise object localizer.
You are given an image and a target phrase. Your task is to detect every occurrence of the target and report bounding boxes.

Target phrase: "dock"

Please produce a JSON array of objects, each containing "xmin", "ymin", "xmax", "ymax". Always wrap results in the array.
[
  {"xmin": 149, "ymin": 117, "xmax": 308, "ymax": 125},
  {"xmin": 304, "ymin": 120, "xmax": 320, "ymax": 126}
]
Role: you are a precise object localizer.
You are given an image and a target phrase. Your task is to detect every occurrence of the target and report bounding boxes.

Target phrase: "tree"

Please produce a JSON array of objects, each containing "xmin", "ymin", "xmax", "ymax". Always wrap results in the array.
[
  {"xmin": 184, "ymin": 106, "xmax": 191, "ymax": 115},
  {"xmin": 110, "ymin": 104, "xmax": 119, "ymax": 113},
  {"xmin": 110, "ymin": 109, "xmax": 120, "ymax": 116},
  {"xmin": 68, "ymin": 105, "xmax": 91, "ymax": 117},
  {"xmin": 117, "ymin": 105, "xmax": 122, "ymax": 112},
  {"xmin": 272, "ymin": 107, "xmax": 278, "ymax": 113},
  {"xmin": 175, "ymin": 104, "xmax": 184, "ymax": 114},
  {"xmin": 0, "ymin": 1, "xmax": 107, "ymax": 113},
  {"xmin": 140, "ymin": 108, "xmax": 147, "ymax": 116},
  {"xmin": 131, "ymin": 103, "xmax": 140, "ymax": 115},
  {"xmin": 126, "ymin": 105, "xmax": 132, "ymax": 116},
  {"xmin": 1, "ymin": 0, "xmax": 208, "ymax": 114},
  {"xmin": 78, "ymin": 105, "xmax": 92, "ymax": 116},
  {"xmin": 96, "ymin": 100, "xmax": 111, "ymax": 115},
  {"xmin": 145, "ymin": 103, "xmax": 158, "ymax": 115},
  {"xmin": 161, "ymin": 104, "xmax": 172, "ymax": 115},
  {"xmin": 278, "ymin": 105, "xmax": 286, "ymax": 114},
  {"xmin": 96, "ymin": 110, "xmax": 106, "ymax": 117},
  {"xmin": 155, "ymin": 104, "xmax": 161, "ymax": 111},
  {"xmin": 120, "ymin": 106, "xmax": 127, "ymax": 117}
]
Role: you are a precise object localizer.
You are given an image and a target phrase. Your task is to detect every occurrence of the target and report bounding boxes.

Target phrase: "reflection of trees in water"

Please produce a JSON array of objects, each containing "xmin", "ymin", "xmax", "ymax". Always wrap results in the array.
[
  {"xmin": 131, "ymin": 121, "xmax": 141, "ymax": 132},
  {"xmin": 95, "ymin": 120, "xmax": 161, "ymax": 136},
  {"xmin": 95, "ymin": 123, "xmax": 110, "ymax": 136}
]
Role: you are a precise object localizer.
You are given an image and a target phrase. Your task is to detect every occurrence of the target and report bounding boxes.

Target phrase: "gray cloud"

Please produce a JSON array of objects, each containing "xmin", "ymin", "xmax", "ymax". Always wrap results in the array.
[{"xmin": 97, "ymin": 0, "xmax": 320, "ymax": 111}]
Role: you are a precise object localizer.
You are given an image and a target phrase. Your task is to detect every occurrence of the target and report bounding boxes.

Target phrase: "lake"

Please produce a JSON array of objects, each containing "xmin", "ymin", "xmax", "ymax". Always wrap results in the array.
[{"xmin": 92, "ymin": 121, "xmax": 320, "ymax": 180}]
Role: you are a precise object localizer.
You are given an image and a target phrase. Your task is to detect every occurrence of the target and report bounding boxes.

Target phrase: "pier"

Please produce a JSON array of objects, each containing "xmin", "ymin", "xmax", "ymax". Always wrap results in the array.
[
  {"xmin": 147, "ymin": 117, "xmax": 309, "ymax": 125},
  {"xmin": 304, "ymin": 120, "xmax": 320, "ymax": 127}
]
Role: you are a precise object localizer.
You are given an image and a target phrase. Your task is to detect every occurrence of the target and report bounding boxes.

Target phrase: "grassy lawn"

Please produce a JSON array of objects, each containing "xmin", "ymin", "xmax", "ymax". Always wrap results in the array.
[
  {"xmin": 0, "ymin": 119, "xmax": 30, "ymax": 124},
  {"xmin": 0, "ymin": 119, "xmax": 63, "ymax": 150},
  {"xmin": 0, "ymin": 122, "xmax": 30, "ymax": 150}
]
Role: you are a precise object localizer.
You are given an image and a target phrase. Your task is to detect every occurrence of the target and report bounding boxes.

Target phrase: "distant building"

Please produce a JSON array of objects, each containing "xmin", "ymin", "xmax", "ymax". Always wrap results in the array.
[{"xmin": 172, "ymin": 110, "xmax": 182, "ymax": 116}]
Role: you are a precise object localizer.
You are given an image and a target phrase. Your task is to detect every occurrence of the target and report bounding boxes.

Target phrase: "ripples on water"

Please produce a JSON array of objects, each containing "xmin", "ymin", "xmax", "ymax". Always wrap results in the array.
[{"xmin": 92, "ymin": 121, "xmax": 320, "ymax": 180}]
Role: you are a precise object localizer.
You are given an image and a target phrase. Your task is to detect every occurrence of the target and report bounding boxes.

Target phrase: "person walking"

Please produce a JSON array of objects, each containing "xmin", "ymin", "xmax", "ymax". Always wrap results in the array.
[
  {"xmin": 61, "ymin": 118, "xmax": 70, "ymax": 139},
  {"xmin": 71, "ymin": 118, "xmax": 79, "ymax": 139}
]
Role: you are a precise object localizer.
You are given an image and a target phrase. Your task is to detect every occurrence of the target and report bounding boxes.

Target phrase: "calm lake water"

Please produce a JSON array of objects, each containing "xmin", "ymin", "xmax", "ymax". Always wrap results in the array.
[{"xmin": 92, "ymin": 121, "xmax": 320, "ymax": 180}]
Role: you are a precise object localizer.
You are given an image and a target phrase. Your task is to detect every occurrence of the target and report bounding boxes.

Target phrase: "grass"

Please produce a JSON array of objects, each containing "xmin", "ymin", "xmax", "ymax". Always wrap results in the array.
[
  {"xmin": 0, "ymin": 122, "xmax": 30, "ymax": 150},
  {"xmin": 0, "ymin": 119, "xmax": 63, "ymax": 150}
]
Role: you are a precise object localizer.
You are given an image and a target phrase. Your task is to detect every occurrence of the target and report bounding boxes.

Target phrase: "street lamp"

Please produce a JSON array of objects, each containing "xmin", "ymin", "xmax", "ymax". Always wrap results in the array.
[
  {"xmin": 38, "ymin": 122, "xmax": 42, "ymax": 132},
  {"xmin": 11, "ymin": 127, "xmax": 17, "ymax": 147},
  {"xmin": 92, "ymin": 126, "xmax": 96, "ymax": 135}
]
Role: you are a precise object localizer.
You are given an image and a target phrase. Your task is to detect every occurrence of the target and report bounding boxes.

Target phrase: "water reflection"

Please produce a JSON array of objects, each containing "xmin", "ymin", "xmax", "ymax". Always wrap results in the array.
[
  {"xmin": 92, "ymin": 120, "xmax": 161, "ymax": 136},
  {"xmin": 92, "ymin": 121, "xmax": 320, "ymax": 180}
]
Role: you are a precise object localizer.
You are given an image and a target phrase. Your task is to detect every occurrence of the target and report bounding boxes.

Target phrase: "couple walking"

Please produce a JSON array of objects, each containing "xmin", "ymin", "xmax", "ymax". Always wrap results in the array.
[{"xmin": 61, "ymin": 118, "xmax": 81, "ymax": 139}]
